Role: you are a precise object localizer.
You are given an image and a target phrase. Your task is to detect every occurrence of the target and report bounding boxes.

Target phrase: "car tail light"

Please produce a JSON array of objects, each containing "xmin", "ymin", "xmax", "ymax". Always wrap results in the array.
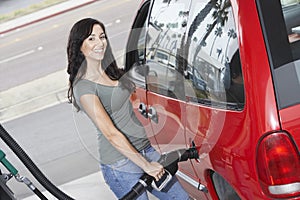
[{"xmin": 256, "ymin": 131, "xmax": 300, "ymax": 198}]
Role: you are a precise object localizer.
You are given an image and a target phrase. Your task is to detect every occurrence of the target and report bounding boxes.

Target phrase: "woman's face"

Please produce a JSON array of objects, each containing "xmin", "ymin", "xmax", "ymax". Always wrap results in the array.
[{"xmin": 80, "ymin": 24, "xmax": 107, "ymax": 61}]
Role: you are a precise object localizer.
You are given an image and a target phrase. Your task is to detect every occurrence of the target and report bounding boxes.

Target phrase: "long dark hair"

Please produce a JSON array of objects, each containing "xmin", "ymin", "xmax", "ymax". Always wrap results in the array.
[{"xmin": 67, "ymin": 18, "xmax": 134, "ymax": 111}]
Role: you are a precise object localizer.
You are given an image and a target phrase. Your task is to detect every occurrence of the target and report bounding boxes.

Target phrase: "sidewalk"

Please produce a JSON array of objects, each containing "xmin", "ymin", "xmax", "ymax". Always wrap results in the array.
[
  {"xmin": 23, "ymin": 172, "xmax": 116, "ymax": 200},
  {"xmin": 0, "ymin": 70, "xmax": 68, "ymax": 123}
]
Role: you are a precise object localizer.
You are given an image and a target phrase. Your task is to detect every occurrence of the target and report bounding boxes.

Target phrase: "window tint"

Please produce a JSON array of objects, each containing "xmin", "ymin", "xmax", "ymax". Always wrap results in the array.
[
  {"xmin": 184, "ymin": 0, "xmax": 244, "ymax": 110},
  {"xmin": 146, "ymin": 0, "xmax": 191, "ymax": 100}
]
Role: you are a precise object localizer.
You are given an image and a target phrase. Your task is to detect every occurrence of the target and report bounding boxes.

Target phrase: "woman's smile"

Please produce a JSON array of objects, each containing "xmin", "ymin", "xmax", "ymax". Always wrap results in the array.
[{"xmin": 81, "ymin": 24, "xmax": 107, "ymax": 61}]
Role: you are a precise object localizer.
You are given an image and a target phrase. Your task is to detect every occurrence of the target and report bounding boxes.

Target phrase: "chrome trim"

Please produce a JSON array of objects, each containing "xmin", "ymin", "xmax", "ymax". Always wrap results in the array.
[
  {"xmin": 176, "ymin": 170, "xmax": 208, "ymax": 192},
  {"xmin": 176, "ymin": 171, "xmax": 199, "ymax": 188},
  {"xmin": 269, "ymin": 182, "xmax": 300, "ymax": 195}
]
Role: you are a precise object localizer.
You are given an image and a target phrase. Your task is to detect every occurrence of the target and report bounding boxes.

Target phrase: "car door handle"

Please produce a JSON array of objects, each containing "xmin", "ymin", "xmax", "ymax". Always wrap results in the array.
[
  {"xmin": 148, "ymin": 106, "xmax": 158, "ymax": 123},
  {"xmin": 138, "ymin": 103, "xmax": 148, "ymax": 118}
]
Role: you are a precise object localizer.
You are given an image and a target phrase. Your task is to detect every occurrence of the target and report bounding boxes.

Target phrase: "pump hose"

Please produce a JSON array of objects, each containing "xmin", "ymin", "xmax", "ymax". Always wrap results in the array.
[
  {"xmin": 0, "ymin": 124, "xmax": 74, "ymax": 200},
  {"xmin": 32, "ymin": 188, "xmax": 48, "ymax": 200}
]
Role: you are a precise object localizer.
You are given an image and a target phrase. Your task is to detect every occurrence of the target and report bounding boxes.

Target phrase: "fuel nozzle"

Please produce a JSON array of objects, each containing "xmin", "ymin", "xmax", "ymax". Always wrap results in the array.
[
  {"xmin": 179, "ymin": 141, "xmax": 200, "ymax": 162},
  {"xmin": 150, "ymin": 141, "xmax": 200, "ymax": 191},
  {"xmin": 158, "ymin": 141, "xmax": 200, "ymax": 176}
]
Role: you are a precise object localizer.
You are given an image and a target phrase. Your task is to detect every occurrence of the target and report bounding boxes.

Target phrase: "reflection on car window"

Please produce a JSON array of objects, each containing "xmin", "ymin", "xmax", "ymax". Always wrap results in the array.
[
  {"xmin": 184, "ymin": 0, "xmax": 244, "ymax": 110},
  {"xmin": 146, "ymin": 0, "xmax": 191, "ymax": 100},
  {"xmin": 281, "ymin": 0, "xmax": 300, "ymax": 7},
  {"xmin": 282, "ymin": 0, "xmax": 300, "ymax": 61}
]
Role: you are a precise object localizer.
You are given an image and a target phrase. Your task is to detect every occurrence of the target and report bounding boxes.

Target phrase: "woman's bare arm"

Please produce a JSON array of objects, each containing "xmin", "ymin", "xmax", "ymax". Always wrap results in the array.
[{"xmin": 80, "ymin": 94, "xmax": 164, "ymax": 180}]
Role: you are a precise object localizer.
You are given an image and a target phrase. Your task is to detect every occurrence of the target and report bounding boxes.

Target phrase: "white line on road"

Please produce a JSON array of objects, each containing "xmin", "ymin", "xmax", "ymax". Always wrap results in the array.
[
  {"xmin": 0, "ymin": 46, "xmax": 43, "ymax": 64},
  {"xmin": 0, "ymin": 49, "xmax": 35, "ymax": 64},
  {"xmin": 110, "ymin": 30, "xmax": 129, "ymax": 38},
  {"xmin": 105, "ymin": 23, "xmax": 113, "ymax": 27}
]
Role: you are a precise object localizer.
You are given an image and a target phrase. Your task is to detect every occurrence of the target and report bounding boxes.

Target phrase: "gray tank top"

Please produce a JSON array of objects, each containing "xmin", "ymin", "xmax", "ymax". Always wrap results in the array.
[{"xmin": 73, "ymin": 79, "xmax": 150, "ymax": 164}]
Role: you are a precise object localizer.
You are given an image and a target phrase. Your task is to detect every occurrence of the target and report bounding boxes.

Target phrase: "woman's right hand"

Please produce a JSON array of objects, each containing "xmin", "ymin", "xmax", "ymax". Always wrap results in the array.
[{"xmin": 144, "ymin": 162, "xmax": 165, "ymax": 181}]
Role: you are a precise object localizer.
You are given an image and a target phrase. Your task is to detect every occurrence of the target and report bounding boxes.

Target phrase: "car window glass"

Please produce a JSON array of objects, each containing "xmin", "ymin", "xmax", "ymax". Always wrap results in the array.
[
  {"xmin": 282, "ymin": 0, "xmax": 300, "ymax": 61},
  {"xmin": 145, "ymin": 0, "xmax": 191, "ymax": 100},
  {"xmin": 184, "ymin": 0, "xmax": 244, "ymax": 110},
  {"xmin": 125, "ymin": 1, "xmax": 150, "ymax": 88},
  {"xmin": 137, "ymin": 26, "xmax": 146, "ymax": 62},
  {"xmin": 282, "ymin": 0, "xmax": 300, "ymax": 94},
  {"xmin": 281, "ymin": 0, "xmax": 300, "ymax": 7}
]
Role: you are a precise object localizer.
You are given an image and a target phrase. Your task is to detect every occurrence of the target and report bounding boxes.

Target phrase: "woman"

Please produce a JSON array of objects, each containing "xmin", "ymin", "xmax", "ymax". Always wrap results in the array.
[{"xmin": 66, "ymin": 18, "xmax": 189, "ymax": 199}]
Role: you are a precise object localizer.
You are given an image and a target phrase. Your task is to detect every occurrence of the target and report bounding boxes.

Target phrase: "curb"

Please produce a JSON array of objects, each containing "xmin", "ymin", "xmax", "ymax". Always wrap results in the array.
[{"xmin": 0, "ymin": 70, "xmax": 68, "ymax": 123}]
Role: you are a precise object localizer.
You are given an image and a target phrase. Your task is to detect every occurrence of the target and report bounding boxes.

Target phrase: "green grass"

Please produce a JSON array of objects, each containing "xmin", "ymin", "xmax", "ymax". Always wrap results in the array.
[{"xmin": 0, "ymin": 0, "xmax": 68, "ymax": 23}]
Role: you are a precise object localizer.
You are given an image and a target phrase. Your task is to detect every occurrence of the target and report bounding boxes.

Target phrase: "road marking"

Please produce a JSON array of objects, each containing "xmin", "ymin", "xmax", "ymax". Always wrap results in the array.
[
  {"xmin": 105, "ymin": 23, "xmax": 113, "ymax": 27},
  {"xmin": 0, "ymin": 46, "xmax": 44, "ymax": 64},
  {"xmin": 110, "ymin": 30, "xmax": 129, "ymax": 38},
  {"xmin": 0, "ymin": 49, "xmax": 35, "ymax": 64},
  {"xmin": 0, "ymin": 24, "xmax": 60, "ymax": 49}
]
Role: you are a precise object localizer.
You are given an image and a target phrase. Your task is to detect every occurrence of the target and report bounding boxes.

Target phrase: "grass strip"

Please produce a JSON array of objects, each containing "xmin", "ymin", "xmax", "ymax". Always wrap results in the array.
[{"xmin": 0, "ymin": 0, "xmax": 68, "ymax": 23}]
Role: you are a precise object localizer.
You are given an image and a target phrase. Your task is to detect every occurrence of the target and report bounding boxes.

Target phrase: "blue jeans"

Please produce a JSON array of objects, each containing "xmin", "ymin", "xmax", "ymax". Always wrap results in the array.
[{"xmin": 100, "ymin": 146, "xmax": 190, "ymax": 200}]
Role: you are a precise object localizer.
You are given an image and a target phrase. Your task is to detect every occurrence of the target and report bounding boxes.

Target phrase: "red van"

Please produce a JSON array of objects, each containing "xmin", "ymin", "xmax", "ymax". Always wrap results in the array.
[{"xmin": 125, "ymin": 0, "xmax": 300, "ymax": 199}]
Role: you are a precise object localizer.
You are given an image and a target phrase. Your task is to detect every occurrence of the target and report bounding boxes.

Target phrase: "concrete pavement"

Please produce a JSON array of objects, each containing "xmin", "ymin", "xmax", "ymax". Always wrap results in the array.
[
  {"xmin": 1, "ymin": 0, "xmax": 158, "ymax": 199},
  {"xmin": 0, "ymin": 70, "xmax": 68, "ymax": 123},
  {"xmin": 22, "ymin": 172, "xmax": 116, "ymax": 200}
]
